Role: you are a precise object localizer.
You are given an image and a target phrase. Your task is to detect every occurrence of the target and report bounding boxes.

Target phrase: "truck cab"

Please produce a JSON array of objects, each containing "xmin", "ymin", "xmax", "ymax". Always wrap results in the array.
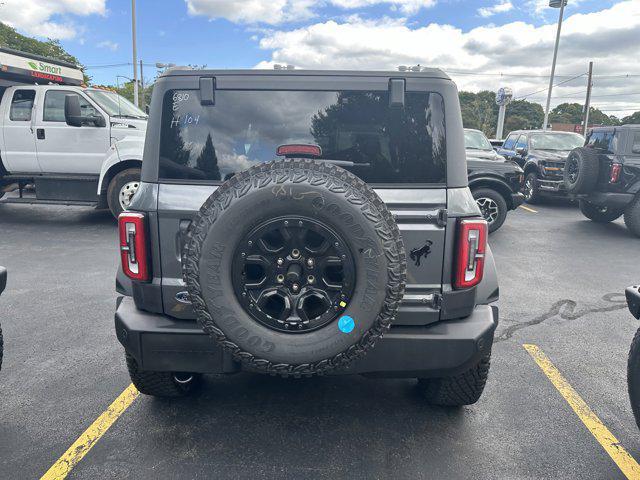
[{"xmin": 0, "ymin": 48, "xmax": 147, "ymax": 217}]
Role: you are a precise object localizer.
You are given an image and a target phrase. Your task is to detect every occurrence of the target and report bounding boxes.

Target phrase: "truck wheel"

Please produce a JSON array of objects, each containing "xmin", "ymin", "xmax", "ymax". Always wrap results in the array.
[
  {"xmin": 628, "ymin": 327, "xmax": 640, "ymax": 429},
  {"xmin": 523, "ymin": 172, "xmax": 542, "ymax": 204},
  {"xmin": 107, "ymin": 168, "xmax": 141, "ymax": 218},
  {"xmin": 579, "ymin": 200, "xmax": 624, "ymax": 223},
  {"xmin": 0, "ymin": 323, "xmax": 3, "ymax": 371},
  {"xmin": 183, "ymin": 159, "xmax": 406, "ymax": 377},
  {"xmin": 564, "ymin": 147, "xmax": 600, "ymax": 194},
  {"xmin": 125, "ymin": 353, "xmax": 201, "ymax": 397},
  {"xmin": 624, "ymin": 195, "xmax": 640, "ymax": 238},
  {"xmin": 417, "ymin": 353, "xmax": 491, "ymax": 406},
  {"xmin": 472, "ymin": 188, "xmax": 508, "ymax": 233}
]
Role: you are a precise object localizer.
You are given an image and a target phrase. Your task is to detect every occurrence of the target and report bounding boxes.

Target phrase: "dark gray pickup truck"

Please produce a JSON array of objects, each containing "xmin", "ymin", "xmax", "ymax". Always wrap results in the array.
[{"xmin": 114, "ymin": 69, "xmax": 499, "ymax": 406}]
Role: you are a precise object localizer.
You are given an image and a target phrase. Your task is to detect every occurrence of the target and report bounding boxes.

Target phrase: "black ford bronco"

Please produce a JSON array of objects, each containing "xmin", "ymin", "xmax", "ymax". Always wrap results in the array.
[
  {"xmin": 114, "ymin": 69, "xmax": 499, "ymax": 406},
  {"xmin": 563, "ymin": 125, "xmax": 640, "ymax": 237}
]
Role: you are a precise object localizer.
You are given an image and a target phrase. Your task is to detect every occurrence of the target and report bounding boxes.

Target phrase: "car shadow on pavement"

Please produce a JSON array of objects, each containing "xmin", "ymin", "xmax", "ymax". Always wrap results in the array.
[
  {"xmin": 0, "ymin": 205, "xmax": 115, "ymax": 227},
  {"xmin": 128, "ymin": 373, "xmax": 476, "ymax": 476},
  {"xmin": 572, "ymin": 218, "xmax": 635, "ymax": 240}
]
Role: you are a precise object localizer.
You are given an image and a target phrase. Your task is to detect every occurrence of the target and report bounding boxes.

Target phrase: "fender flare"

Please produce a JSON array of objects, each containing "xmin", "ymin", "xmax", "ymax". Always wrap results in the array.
[
  {"xmin": 468, "ymin": 176, "xmax": 515, "ymax": 208},
  {"xmin": 97, "ymin": 138, "xmax": 144, "ymax": 194}
]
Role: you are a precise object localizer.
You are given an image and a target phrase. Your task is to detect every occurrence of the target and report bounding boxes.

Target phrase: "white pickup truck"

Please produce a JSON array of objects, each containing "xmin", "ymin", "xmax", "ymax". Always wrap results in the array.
[{"xmin": 0, "ymin": 84, "xmax": 147, "ymax": 217}]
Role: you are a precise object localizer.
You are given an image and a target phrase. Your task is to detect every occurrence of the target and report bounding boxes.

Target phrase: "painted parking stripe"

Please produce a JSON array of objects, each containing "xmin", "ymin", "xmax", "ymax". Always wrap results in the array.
[
  {"xmin": 40, "ymin": 384, "xmax": 139, "ymax": 480},
  {"xmin": 519, "ymin": 205, "xmax": 538, "ymax": 213},
  {"xmin": 524, "ymin": 344, "xmax": 640, "ymax": 480}
]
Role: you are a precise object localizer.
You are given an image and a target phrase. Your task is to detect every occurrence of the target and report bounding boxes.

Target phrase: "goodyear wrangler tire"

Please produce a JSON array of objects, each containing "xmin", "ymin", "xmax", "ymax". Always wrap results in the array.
[{"xmin": 183, "ymin": 159, "xmax": 406, "ymax": 377}]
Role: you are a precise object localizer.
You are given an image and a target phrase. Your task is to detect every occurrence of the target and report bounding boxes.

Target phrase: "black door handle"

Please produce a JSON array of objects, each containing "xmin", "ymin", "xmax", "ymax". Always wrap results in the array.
[{"xmin": 36, "ymin": 128, "xmax": 45, "ymax": 140}]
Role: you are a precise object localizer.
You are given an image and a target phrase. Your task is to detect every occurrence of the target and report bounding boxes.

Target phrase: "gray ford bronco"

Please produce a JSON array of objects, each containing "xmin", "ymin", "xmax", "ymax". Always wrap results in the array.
[{"xmin": 114, "ymin": 69, "xmax": 499, "ymax": 406}]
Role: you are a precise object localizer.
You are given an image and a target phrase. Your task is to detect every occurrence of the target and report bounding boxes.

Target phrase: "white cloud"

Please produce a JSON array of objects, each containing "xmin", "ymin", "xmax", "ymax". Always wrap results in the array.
[
  {"xmin": 478, "ymin": 1, "xmax": 513, "ymax": 18},
  {"xmin": 0, "ymin": 0, "xmax": 106, "ymax": 39},
  {"xmin": 255, "ymin": 0, "xmax": 640, "ymax": 118},
  {"xmin": 97, "ymin": 40, "xmax": 119, "ymax": 51},
  {"xmin": 329, "ymin": 0, "xmax": 436, "ymax": 15},
  {"xmin": 185, "ymin": 0, "xmax": 435, "ymax": 24},
  {"xmin": 185, "ymin": 0, "xmax": 315, "ymax": 25}
]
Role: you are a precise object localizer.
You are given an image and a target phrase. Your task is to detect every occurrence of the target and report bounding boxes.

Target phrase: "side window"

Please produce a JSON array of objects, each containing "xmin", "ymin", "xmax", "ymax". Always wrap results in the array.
[
  {"xmin": 503, "ymin": 134, "xmax": 518, "ymax": 150},
  {"xmin": 515, "ymin": 135, "xmax": 528, "ymax": 150},
  {"xmin": 9, "ymin": 90, "xmax": 36, "ymax": 121},
  {"xmin": 632, "ymin": 132, "xmax": 640, "ymax": 154},
  {"xmin": 43, "ymin": 90, "xmax": 99, "ymax": 122},
  {"xmin": 587, "ymin": 131, "xmax": 614, "ymax": 153}
]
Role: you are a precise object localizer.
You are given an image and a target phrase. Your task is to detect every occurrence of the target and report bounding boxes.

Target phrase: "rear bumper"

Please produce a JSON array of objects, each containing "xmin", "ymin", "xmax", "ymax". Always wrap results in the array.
[
  {"xmin": 115, "ymin": 297, "xmax": 498, "ymax": 378},
  {"xmin": 580, "ymin": 192, "xmax": 635, "ymax": 209}
]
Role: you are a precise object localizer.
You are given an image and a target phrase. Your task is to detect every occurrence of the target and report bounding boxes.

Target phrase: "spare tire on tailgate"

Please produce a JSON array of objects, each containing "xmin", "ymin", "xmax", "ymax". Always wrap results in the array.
[
  {"xmin": 563, "ymin": 147, "xmax": 601, "ymax": 194},
  {"xmin": 182, "ymin": 159, "xmax": 406, "ymax": 377}
]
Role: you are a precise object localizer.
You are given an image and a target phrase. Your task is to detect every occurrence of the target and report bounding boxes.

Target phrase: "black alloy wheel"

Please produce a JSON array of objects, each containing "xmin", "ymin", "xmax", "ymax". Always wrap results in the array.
[{"xmin": 232, "ymin": 216, "xmax": 356, "ymax": 333}]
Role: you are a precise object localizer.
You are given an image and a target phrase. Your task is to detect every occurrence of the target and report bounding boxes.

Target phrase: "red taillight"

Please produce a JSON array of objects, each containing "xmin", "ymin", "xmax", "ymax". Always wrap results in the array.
[
  {"xmin": 454, "ymin": 218, "xmax": 488, "ymax": 290},
  {"xmin": 118, "ymin": 212, "xmax": 150, "ymax": 281},
  {"xmin": 610, "ymin": 163, "xmax": 622, "ymax": 183},
  {"xmin": 276, "ymin": 144, "xmax": 322, "ymax": 157}
]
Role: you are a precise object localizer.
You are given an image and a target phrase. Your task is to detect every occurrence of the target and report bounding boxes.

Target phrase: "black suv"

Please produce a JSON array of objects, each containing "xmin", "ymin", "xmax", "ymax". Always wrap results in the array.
[
  {"xmin": 497, "ymin": 130, "xmax": 584, "ymax": 203},
  {"xmin": 563, "ymin": 125, "xmax": 640, "ymax": 237},
  {"xmin": 113, "ymin": 69, "xmax": 499, "ymax": 406},
  {"xmin": 465, "ymin": 128, "xmax": 524, "ymax": 232}
]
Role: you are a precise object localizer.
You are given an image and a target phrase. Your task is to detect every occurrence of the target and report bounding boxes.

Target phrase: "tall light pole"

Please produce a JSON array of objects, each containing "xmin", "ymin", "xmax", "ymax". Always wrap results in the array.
[
  {"xmin": 131, "ymin": 0, "xmax": 139, "ymax": 107},
  {"xmin": 542, "ymin": 0, "xmax": 567, "ymax": 131}
]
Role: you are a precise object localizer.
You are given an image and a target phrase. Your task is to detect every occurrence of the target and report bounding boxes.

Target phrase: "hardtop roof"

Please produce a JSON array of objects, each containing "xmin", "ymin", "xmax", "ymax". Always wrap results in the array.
[{"xmin": 160, "ymin": 68, "xmax": 451, "ymax": 81}]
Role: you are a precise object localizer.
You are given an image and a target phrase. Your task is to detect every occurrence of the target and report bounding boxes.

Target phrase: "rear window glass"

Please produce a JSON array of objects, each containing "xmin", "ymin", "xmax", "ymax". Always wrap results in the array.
[{"xmin": 159, "ymin": 89, "xmax": 446, "ymax": 184}]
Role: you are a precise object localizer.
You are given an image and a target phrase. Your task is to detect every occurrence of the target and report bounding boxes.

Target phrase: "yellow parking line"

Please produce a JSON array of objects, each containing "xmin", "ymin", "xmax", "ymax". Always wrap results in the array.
[
  {"xmin": 40, "ymin": 384, "xmax": 139, "ymax": 480},
  {"xmin": 524, "ymin": 344, "xmax": 640, "ymax": 480},
  {"xmin": 519, "ymin": 205, "xmax": 538, "ymax": 213}
]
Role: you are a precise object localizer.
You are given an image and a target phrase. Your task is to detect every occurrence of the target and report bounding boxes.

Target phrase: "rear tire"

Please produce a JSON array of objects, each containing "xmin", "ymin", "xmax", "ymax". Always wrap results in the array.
[
  {"xmin": 417, "ymin": 353, "xmax": 491, "ymax": 406},
  {"xmin": 0, "ymin": 323, "xmax": 3, "ymax": 371},
  {"xmin": 472, "ymin": 188, "xmax": 508, "ymax": 233},
  {"xmin": 624, "ymin": 195, "xmax": 640, "ymax": 238},
  {"xmin": 564, "ymin": 147, "xmax": 600, "ymax": 194},
  {"xmin": 628, "ymin": 327, "xmax": 640, "ymax": 429},
  {"xmin": 125, "ymin": 353, "xmax": 201, "ymax": 397},
  {"xmin": 579, "ymin": 200, "xmax": 624, "ymax": 223},
  {"xmin": 107, "ymin": 168, "xmax": 141, "ymax": 219},
  {"xmin": 523, "ymin": 172, "xmax": 542, "ymax": 204}
]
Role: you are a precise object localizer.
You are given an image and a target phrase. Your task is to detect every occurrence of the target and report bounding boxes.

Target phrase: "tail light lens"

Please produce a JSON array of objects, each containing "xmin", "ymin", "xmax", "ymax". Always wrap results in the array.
[
  {"xmin": 610, "ymin": 163, "xmax": 622, "ymax": 183},
  {"xmin": 454, "ymin": 218, "xmax": 488, "ymax": 290},
  {"xmin": 118, "ymin": 212, "xmax": 150, "ymax": 281}
]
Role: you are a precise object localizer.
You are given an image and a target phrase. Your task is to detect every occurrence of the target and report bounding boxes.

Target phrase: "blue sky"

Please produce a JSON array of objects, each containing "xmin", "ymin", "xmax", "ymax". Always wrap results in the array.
[{"xmin": 1, "ymin": 0, "xmax": 638, "ymax": 116}]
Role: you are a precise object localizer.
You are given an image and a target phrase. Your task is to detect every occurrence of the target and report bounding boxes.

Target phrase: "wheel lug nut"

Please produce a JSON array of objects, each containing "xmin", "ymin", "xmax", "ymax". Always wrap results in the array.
[
  {"xmin": 277, "ymin": 274, "xmax": 285, "ymax": 283},
  {"xmin": 277, "ymin": 258, "xmax": 284, "ymax": 266},
  {"xmin": 291, "ymin": 249, "xmax": 300, "ymax": 259},
  {"xmin": 306, "ymin": 258, "xmax": 314, "ymax": 268},
  {"xmin": 292, "ymin": 283, "xmax": 299, "ymax": 292},
  {"xmin": 298, "ymin": 221, "xmax": 303, "ymax": 226},
  {"xmin": 307, "ymin": 275, "xmax": 315, "ymax": 284},
  {"xmin": 247, "ymin": 240, "xmax": 253, "ymax": 246}
]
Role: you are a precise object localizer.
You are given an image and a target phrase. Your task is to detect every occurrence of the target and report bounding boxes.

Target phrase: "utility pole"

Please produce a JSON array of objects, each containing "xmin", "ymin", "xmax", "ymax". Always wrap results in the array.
[
  {"xmin": 139, "ymin": 59, "xmax": 145, "ymax": 111},
  {"xmin": 543, "ymin": 0, "xmax": 567, "ymax": 131},
  {"xmin": 582, "ymin": 61, "xmax": 593, "ymax": 136},
  {"xmin": 131, "ymin": 0, "xmax": 139, "ymax": 107}
]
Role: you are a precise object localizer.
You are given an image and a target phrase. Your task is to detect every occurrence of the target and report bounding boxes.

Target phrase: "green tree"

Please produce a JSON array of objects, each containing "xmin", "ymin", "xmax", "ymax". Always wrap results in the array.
[
  {"xmin": 0, "ymin": 22, "xmax": 89, "ymax": 83},
  {"xmin": 459, "ymin": 90, "xmax": 498, "ymax": 137},
  {"xmin": 549, "ymin": 102, "xmax": 620, "ymax": 126},
  {"xmin": 622, "ymin": 111, "xmax": 640, "ymax": 124}
]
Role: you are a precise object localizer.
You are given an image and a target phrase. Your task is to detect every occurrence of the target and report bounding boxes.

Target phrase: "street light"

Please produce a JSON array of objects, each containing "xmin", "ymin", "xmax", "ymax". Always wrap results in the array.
[{"xmin": 542, "ymin": 0, "xmax": 568, "ymax": 131}]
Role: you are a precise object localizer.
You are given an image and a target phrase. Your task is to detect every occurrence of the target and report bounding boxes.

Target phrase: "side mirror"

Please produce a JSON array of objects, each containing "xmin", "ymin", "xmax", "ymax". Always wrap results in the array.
[
  {"xmin": 516, "ymin": 147, "xmax": 526, "ymax": 156},
  {"xmin": 65, "ymin": 94, "xmax": 106, "ymax": 127},
  {"xmin": 0, "ymin": 266, "xmax": 6, "ymax": 295},
  {"xmin": 64, "ymin": 94, "xmax": 83, "ymax": 127}
]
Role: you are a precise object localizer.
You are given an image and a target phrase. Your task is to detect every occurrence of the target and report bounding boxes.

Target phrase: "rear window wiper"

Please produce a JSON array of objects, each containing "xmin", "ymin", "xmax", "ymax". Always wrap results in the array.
[{"xmin": 313, "ymin": 159, "xmax": 371, "ymax": 168}]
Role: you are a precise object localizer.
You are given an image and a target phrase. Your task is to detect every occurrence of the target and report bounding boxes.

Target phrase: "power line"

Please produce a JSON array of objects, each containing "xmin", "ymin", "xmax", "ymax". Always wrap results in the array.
[{"xmin": 516, "ymin": 73, "xmax": 587, "ymax": 100}]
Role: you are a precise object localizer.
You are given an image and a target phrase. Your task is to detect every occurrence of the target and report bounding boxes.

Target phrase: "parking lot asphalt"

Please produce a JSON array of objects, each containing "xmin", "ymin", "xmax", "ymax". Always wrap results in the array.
[{"xmin": 1, "ymin": 199, "xmax": 639, "ymax": 480}]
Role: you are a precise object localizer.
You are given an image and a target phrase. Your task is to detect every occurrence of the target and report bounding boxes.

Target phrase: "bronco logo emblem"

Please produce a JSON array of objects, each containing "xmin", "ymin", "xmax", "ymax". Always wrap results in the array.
[{"xmin": 410, "ymin": 240, "xmax": 432, "ymax": 267}]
